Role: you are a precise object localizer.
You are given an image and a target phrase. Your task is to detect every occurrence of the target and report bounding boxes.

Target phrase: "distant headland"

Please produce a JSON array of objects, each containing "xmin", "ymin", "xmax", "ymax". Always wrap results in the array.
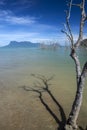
[
  {"xmin": 1, "ymin": 41, "xmax": 61, "ymax": 49},
  {"xmin": 2, "ymin": 41, "xmax": 40, "ymax": 48}
]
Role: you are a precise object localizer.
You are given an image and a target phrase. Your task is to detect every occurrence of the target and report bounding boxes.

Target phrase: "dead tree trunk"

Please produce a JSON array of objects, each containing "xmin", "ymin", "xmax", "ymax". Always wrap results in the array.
[
  {"xmin": 66, "ymin": 61, "xmax": 87, "ymax": 129},
  {"xmin": 62, "ymin": 0, "xmax": 87, "ymax": 129}
]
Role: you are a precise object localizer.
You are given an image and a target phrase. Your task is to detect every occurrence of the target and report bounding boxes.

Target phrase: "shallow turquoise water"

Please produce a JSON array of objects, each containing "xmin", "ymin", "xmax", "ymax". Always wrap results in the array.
[
  {"xmin": 0, "ymin": 47, "xmax": 87, "ymax": 129},
  {"xmin": 0, "ymin": 47, "xmax": 86, "ymax": 87}
]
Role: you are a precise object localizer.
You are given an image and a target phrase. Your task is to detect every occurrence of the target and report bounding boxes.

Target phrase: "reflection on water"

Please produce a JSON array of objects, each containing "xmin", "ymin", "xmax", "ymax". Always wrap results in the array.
[{"xmin": 0, "ymin": 47, "xmax": 87, "ymax": 130}]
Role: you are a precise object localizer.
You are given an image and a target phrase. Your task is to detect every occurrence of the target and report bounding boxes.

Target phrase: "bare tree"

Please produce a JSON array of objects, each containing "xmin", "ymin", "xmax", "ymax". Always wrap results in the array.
[{"xmin": 62, "ymin": 0, "xmax": 87, "ymax": 129}]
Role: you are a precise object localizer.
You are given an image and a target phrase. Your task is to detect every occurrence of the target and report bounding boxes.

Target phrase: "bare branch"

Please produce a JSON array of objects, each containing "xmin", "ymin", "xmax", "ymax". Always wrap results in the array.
[
  {"xmin": 71, "ymin": 3, "xmax": 83, "ymax": 9},
  {"xmin": 61, "ymin": 29, "xmax": 72, "ymax": 41},
  {"xmin": 75, "ymin": 0, "xmax": 87, "ymax": 47},
  {"xmin": 67, "ymin": 0, "xmax": 73, "ymax": 20},
  {"xmin": 63, "ymin": 0, "xmax": 74, "ymax": 47},
  {"xmin": 66, "ymin": 1, "xmax": 73, "ymax": 37},
  {"xmin": 72, "ymin": 3, "xmax": 81, "ymax": 7}
]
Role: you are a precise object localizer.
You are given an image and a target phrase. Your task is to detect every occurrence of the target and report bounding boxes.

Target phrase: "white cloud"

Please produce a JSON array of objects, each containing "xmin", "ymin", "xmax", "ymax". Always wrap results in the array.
[
  {"xmin": 0, "ymin": 10, "xmax": 36, "ymax": 25},
  {"xmin": 6, "ymin": 16, "xmax": 36, "ymax": 24}
]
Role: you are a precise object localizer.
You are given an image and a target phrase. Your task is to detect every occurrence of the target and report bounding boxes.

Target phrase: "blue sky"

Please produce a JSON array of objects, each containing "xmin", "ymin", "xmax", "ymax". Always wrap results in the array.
[{"xmin": 0, "ymin": 0, "xmax": 87, "ymax": 46}]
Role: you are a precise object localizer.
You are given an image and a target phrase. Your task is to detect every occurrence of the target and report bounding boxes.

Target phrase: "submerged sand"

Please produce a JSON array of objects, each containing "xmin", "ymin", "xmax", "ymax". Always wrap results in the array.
[{"xmin": 0, "ymin": 48, "xmax": 87, "ymax": 130}]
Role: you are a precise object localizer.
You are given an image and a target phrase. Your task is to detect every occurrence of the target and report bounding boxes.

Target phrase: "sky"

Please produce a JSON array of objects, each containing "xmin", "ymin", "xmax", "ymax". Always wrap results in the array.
[{"xmin": 0, "ymin": 0, "xmax": 87, "ymax": 46}]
